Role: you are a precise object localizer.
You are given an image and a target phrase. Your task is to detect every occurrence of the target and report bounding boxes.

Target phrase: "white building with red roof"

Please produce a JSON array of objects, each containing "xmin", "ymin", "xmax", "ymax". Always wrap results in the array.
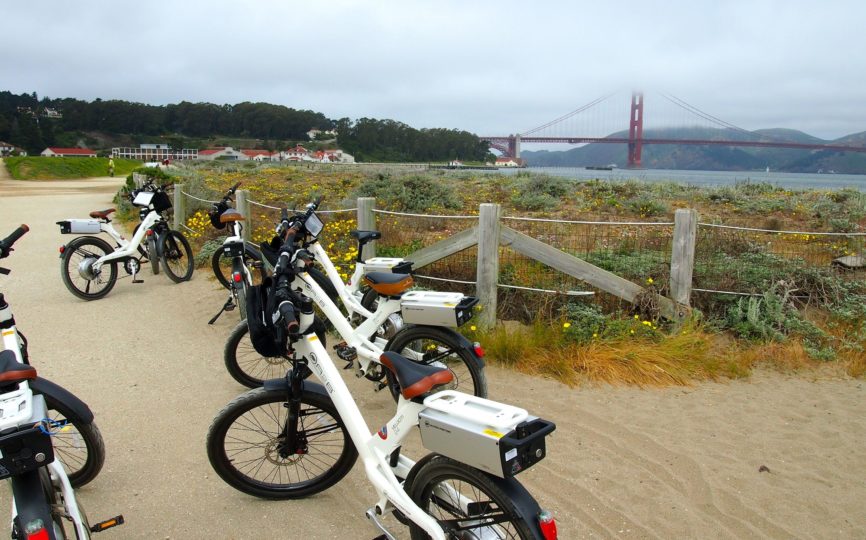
[
  {"xmin": 41, "ymin": 147, "xmax": 97, "ymax": 157},
  {"xmin": 196, "ymin": 147, "xmax": 248, "ymax": 161},
  {"xmin": 241, "ymin": 149, "xmax": 277, "ymax": 161},
  {"xmin": 495, "ymin": 156, "xmax": 525, "ymax": 167},
  {"xmin": 280, "ymin": 145, "xmax": 310, "ymax": 161}
]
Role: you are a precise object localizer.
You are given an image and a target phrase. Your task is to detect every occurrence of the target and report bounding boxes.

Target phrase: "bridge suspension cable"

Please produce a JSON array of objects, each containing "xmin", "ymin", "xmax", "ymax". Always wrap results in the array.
[
  {"xmin": 659, "ymin": 93, "xmax": 752, "ymax": 134},
  {"xmin": 521, "ymin": 91, "xmax": 619, "ymax": 136}
]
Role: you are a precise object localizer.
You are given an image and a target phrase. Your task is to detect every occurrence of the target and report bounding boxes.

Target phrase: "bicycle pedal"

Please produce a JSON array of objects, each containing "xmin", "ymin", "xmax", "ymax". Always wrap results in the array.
[
  {"xmin": 90, "ymin": 515, "xmax": 124, "ymax": 533},
  {"xmin": 131, "ymin": 279, "xmax": 144, "ymax": 284},
  {"xmin": 374, "ymin": 381, "xmax": 388, "ymax": 392}
]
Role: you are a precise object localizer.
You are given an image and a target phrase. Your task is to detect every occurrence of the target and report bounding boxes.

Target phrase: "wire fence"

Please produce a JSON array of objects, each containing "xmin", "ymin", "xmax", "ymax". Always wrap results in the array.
[{"xmin": 175, "ymin": 188, "xmax": 866, "ymax": 318}]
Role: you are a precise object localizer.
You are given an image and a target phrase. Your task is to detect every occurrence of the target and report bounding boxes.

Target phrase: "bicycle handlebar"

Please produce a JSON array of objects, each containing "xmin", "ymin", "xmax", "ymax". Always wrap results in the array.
[{"xmin": 0, "ymin": 225, "xmax": 29, "ymax": 259}]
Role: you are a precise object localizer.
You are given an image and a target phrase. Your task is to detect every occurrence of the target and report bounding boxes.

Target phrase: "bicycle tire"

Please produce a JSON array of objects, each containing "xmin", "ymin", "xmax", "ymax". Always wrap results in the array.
[
  {"xmin": 211, "ymin": 242, "xmax": 267, "ymax": 290},
  {"xmin": 159, "ymin": 229, "xmax": 193, "ymax": 282},
  {"xmin": 384, "ymin": 325, "xmax": 487, "ymax": 400},
  {"xmin": 407, "ymin": 455, "xmax": 541, "ymax": 540},
  {"xmin": 206, "ymin": 386, "xmax": 357, "ymax": 499},
  {"xmin": 42, "ymin": 395, "xmax": 106, "ymax": 488},
  {"xmin": 224, "ymin": 319, "xmax": 327, "ymax": 388},
  {"xmin": 60, "ymin": 236, "xmax": 118, "ymax": 301},
  {"xmin": 146, "ymin": 233, "xmax": 160, "ymax": 275}
]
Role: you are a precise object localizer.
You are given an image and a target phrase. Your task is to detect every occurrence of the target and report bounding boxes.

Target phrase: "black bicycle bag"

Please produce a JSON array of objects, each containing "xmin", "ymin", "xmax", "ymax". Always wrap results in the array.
[{"xmin": 245, "ymin": 277, "xmax": 286, "ymax": 357}]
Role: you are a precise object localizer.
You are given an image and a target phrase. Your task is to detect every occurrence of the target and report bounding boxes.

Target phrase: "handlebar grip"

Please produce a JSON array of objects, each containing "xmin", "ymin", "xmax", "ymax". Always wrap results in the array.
[
  {"xmin": 2, "ymin": 225, "xmax": 29, "ymax": 248},
  {"xmin": 278, "ymin": 301, "xmax": 299, "ymax": 333},
  {"xmin": 230, "ymin": 182, "xmax": 241, "ymax": 194},
  {"xmin": 0, "ymin": 225, "xmax": 29, "ymax": 257}
]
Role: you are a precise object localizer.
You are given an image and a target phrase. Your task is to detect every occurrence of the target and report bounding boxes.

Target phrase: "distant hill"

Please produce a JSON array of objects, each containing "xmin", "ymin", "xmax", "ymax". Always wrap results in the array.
[{"xmin": 521, "ymin": 127, "xmax": 866, "ymax": 174}]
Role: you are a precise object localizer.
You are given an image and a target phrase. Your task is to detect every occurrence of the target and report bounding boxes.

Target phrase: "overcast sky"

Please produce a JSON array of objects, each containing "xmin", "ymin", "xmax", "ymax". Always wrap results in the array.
[{"xmin": 3, "ymin": 0, "xmax": 864, "ymax": 140}]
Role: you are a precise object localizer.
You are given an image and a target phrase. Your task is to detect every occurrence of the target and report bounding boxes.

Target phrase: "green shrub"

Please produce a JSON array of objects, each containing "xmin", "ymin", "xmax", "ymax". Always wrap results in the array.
[
  {"xmin": 357, "ymin": 174, "xmax": 460, "ymax": 212},
  {"xmin": 626, "ymin": 196, "xmax": 668, "ymax": 217}
]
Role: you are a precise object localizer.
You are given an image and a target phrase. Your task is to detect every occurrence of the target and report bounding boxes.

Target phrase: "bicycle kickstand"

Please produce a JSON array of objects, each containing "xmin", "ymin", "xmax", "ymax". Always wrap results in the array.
[{"xmin": 208, "ymin": 295, "xmax": 236, "ymax": 325}]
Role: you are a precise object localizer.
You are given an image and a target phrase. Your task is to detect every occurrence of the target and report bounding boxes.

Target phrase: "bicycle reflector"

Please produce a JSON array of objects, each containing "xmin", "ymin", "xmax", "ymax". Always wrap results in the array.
[
  {"xmin": 538, "ymin": 510, "xmax": 557, "ymax": 539},
  {"xmin": 232, "ymin": 272, "xmax": 242, "ymax": 283},
  {"xmin": 473, "ymin": 341, "xmax": 485, "ymax": 358},
  {"xmin": 23, "ymin": 518, "xmax": 49, "ymax": 540},
  {"xmin": 145, "ymin": 229, "xmax": 153, "ymax": 236}
]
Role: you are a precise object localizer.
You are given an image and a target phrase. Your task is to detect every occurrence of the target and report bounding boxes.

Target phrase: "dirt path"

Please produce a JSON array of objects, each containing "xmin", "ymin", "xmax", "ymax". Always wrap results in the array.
[{"xmin": 0, "ymin": 177, "xmax": 864, "ymax": 539}]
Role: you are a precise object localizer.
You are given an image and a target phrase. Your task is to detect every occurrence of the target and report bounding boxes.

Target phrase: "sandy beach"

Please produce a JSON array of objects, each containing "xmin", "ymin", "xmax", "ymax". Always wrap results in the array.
[{"xmin": 0, "ymin": 175, "xmax": 864, "ymax": 539}]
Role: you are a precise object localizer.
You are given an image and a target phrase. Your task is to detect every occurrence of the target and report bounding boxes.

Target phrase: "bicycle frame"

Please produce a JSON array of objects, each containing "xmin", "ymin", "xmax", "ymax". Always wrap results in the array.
[
  {"xmin": 91, "ymin": 209, "xmax": 163, "ymax": 273},
  {"xmin": 295, "ymin": 331, "xmax": 516, "ymax": 540},
  {"xmin": 294, "ymin": 267, "xmax": 410, "ymax": 378},
  {"xmin": 308, "ymin": 241, "xmax": 375, "ymax": 319}
]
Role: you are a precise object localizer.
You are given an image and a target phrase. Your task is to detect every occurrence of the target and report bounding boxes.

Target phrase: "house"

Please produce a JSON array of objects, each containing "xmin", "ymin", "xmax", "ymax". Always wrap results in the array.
[
  {"xmin": 0, "ymin": 141, "xmax": 26, "ymax": 157},
  {"xmin": 41, "ymin": 147, "xmax": 97, "ymax": 158},
  {"xmin": 241, "ymin": 149, "xmax": 277, "ymax": 162},
  {"xmin": 112, "ymin": 144, "xmax": 198, "ymax": 161},
  {"xmin": 311, "ymin": 149, "xmax": 355, "ymax": 164},
  {"xmin": 447, "ymin": 159, "xmax": 464, "ymax": 167},
  {"xmin": 41, "ymin": 108, "xmax": 62, "ymax": 119},
  {"xmin": 196, "ymin": 147, "xmax": 248, "ymax": 161},
  {"xmin": 495, "ymin": 157, "xmax": 525, "ymax": 168},
  {"xmin": 281, "ymin": 145, "xmax": 310, "ymax": 161}
]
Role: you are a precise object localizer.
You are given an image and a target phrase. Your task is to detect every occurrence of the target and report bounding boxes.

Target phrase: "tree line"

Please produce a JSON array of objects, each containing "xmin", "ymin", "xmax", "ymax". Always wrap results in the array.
[{"xmin": 0, "ymin": 90, "xmax": 492, "ymax": 162}]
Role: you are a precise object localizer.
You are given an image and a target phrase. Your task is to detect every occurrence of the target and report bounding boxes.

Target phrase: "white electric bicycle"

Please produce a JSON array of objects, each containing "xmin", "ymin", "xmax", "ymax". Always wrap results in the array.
[
  {"xmin": 206, "ymin": 221, "xmax": 559, "ymax": 539},
  {"xmin": 57, "ymin": 179, "xmax": 194, "ymax": 300},
  {"xmin": 0, "ymin": 225, "xmax": 122, "ymax": 539},
  {"xmin": 223, "ymin": 201, "xmax": 487, "ymax": 401}
]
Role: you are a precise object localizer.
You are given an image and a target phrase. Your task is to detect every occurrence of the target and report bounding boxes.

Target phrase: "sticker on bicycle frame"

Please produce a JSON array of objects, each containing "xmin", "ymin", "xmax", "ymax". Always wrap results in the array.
[
  {"xmin": 1, "ymin": 330, "xmax": 14, "ymax": 337},
  {"xmin": 483, "ymin": 428, "xmax": 504, "ymax": 439},
  {"xmin": 377, "ymin": 426, "xmax": 388, "ymax": 440}
]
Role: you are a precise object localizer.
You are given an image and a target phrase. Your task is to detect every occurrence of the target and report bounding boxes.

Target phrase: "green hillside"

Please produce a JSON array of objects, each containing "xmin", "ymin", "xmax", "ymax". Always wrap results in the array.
[{"xmin": 5, "ymin": 156, "xmax": 141, "ymax": 179}]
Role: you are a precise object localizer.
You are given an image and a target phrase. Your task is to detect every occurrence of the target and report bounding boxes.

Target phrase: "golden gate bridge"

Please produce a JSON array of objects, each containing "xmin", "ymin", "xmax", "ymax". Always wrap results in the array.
[{"xmin": 482, "ymin": 92, "xmax": 866, "ymax": 168}]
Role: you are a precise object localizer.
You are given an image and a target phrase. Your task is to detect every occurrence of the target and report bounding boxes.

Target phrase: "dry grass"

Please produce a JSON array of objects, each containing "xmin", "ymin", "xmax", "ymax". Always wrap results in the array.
[{"xmin": 475, "ymin": 321, "xmax": 864, "ymax": 387}]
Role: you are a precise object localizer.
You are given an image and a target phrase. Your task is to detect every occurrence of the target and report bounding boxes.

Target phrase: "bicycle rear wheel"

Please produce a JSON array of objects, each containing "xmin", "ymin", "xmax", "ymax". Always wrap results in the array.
[
  {"xmin": 385, "ymin": 326, "xmax": 487, "ymax": 401},
  {"xmin": 224, "ymin": 320, "xmax": 326, "ymax": 388},
  {"xmin": 60, "ymin": 236, "xmax": 118, "ymax": 301},
  {"xmin": 407, "ymin": 455, "xmax": 542, "ymax": 539},
  {"xmin": 206, "ymin": 387, "xmax": 357, "ymax": 499},
  {"xmin": 42, "ymin": 396, "xmax": 106, "ymax": 488},
  {"xmin": 159, "ymin": 229, "xmax": 193, "ymax": 282}
]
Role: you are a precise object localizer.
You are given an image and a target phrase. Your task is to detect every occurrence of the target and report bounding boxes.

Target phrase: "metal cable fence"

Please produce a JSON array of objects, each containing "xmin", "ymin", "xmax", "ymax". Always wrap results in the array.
[{"xmin": 694, "ymin": 223, "xmax": 866, "ymax": 298}]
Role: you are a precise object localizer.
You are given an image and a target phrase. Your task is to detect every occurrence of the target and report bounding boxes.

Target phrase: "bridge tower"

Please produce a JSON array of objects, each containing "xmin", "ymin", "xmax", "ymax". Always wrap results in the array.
[
  {"xmin": 627, "ymin": 92, "xmax": 644, "ymax": 168},
  {"xmin": 507, "ymin": 134, "xmax": 521, "ymax": 158}
]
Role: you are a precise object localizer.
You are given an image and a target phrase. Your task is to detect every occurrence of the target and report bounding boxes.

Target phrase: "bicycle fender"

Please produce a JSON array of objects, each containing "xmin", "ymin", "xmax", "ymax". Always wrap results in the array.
[
  {"xmin": 262, "ymin": 374, "xmax": 329, "ymax": 400},
  {"xmin": 30, "ymin": 377, "xmax": 95, "ymax": 424},
  {"xmin": 386, "ymin": 325, "xmax": 485, "ymax": 367},
  {"xmin": 10, "ymin": 470, "xmax": 54, "ymax": 535}
]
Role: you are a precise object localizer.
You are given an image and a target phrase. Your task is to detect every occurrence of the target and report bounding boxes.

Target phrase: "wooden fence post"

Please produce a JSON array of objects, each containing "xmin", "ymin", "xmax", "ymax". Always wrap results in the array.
[
  {"xmin": 173, "ymin": 183, "xmax": 185, "ymax": 229},
  {"xmin": 476, "ymin": 203, "xmax": 501, "ymax": 328},
  {"xmin": 670, "ymin": 208, "xmax": 698, "ymax": 307},
  {"xmin": 357, "ymin": 197, "xmax": 376, "ymax": 260},
  {"xmin": 237, "ymin": 189, "xmax": 251, "ymax": 243}
]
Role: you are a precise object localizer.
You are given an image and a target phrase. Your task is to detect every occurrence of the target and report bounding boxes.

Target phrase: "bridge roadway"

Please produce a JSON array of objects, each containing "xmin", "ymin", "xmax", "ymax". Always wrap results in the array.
[{"xmin": 1, "ymin": 175, "xmax": 863, "ymax": 538}]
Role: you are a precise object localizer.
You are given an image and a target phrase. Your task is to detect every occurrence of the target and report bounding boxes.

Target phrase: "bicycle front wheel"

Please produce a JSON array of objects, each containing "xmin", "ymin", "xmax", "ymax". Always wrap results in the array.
[
  {"xmin": 224, "ymin": 320, "xmax": 326, "ymax": 388},
  {"xmin": 206, "ymin": 387, "xmax": 358, "ymax": 499},
  {"xmin": 159, "ymin": 229, "xmax": 193, "ymax": 282},
  {"xmin": 407, "ymin": 455, "xmax": 541, "ymax": 540},
  {"xmin": 60, "ymin": 236, "xmax": 118, "ymax": 301},
  {"xmin": 42, "ymin": 396, "xmax": 106, "ymax": 488},
  {"xmin": 385, "ymin": 326, "xmax": 487, "ymax": 401}
]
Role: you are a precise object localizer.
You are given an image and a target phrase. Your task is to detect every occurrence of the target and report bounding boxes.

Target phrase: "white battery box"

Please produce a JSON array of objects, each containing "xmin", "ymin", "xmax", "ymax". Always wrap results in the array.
[
  {"xmin": 400, "ymin": 291, "xmax": 477, "ymax": 327},
  {"xmin": 419, "ymin": 391, "xmax": 556, "ymax": 478},
  {"xmin": 56, "ymin": 219, "xmax": 102, "ymax": 234},
  {"xmin": 364, "ymin": 257, "xmax": 412, "ymax": 274}
]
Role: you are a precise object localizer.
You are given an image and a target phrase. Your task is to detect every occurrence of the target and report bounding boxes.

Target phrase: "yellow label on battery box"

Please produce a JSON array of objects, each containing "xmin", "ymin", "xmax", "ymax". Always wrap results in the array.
[
  {"xmin": 483, "ymin": 428, "xmax": 504, "ymax": 439},
  {"xmin": 1, "ymin": 330, "xmax": 14, "ymax": 337}
]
